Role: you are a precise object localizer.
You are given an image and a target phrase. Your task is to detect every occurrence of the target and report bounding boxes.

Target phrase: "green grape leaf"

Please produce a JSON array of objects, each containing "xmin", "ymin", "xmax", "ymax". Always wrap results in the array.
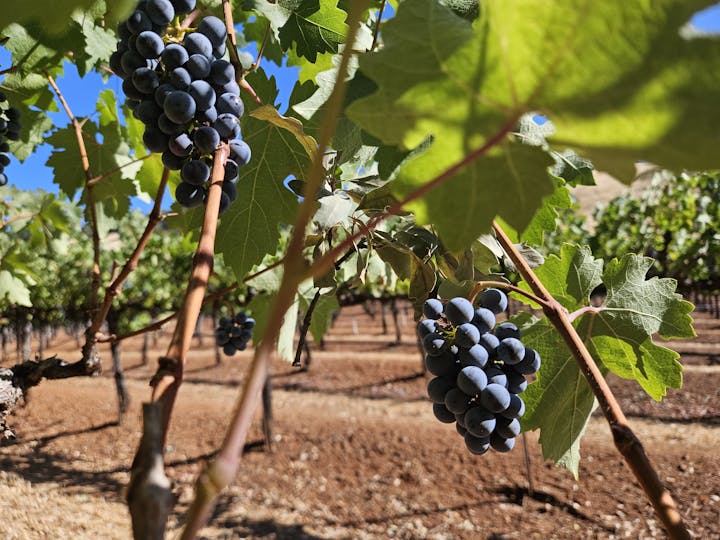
[
  {"xmin": 313, "ymin": 191, "xmax": 358, "ymax": 229},
  {"xmin": 518, "ymin": 176, "xmax": 573, "ymax": 246},
  {"xmin": 308, "ymin": 293, "xmax": 339, "ymax": 343},
  {"xmin": 73, "ymin": 14, "xmax": 116, "ymax": 76},
  {"xmin": 518, "ymin": 244, "xmax": 695, "ymax": 474},
  {"xmin": 520, "ymin": 316, "xmax": 596, "ymax": 478},
  {"xmin": 398, "ymin": 141, "xmax": 555, "ymax": 251},
  {"xmin": 348, "ymin": 0, "xmax": 720, "ymax": 248},
  {"xmin": 0, "ymin": 270, "xmax": 33, "ymax": 307},
  {"xmin": 216, "ymin": 70, "xmax": 312, "ymax": 281},
  {"xmin": 278, "ymin": 0, "xmax": 349, "ymax": 62}
]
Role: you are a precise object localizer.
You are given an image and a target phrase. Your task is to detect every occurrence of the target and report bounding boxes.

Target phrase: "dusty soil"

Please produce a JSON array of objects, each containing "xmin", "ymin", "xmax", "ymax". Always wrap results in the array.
[{"xmin": 1, "ymin": 303, "xmax": 719, "ymax": 539}]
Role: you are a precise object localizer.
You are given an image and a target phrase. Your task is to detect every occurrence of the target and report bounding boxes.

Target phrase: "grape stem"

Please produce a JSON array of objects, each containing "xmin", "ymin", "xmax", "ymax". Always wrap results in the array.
[
  {"xmin": 468, "ymin": 280, "xmax": 550, "ymax": 309},
  {"xmin": 370, "ymin": 0, "xmax": 387, "ymax": 51},
  {"xmin": 491, "ymin": 220, "xmax": 691, "ymax": 540},
  {"xmin": 250, "ymin": 23, "xmax": 272, "ymax": 72}
]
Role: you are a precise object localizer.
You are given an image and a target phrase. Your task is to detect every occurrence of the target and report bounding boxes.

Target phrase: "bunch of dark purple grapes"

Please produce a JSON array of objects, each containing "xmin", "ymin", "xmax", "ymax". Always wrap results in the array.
[
  {"xmin": 111, "ymin": 0, "xmax": 251, "ymax": 212},
  {"xmin": 419, "ymin": 288, "xmax": 541, "ymax": 456},
  {"xmin": 215, "ymin": 312, "xmax": 255, "ymax": 355},
  {"xmin": 0, "ymin": 91, "xmax": 20, "ymax": 186}
]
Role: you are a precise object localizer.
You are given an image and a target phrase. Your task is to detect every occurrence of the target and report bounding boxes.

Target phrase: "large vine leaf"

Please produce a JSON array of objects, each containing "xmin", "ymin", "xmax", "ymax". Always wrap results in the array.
[
  {"xmin": 517, "ymin": 244, "xmax": 694, "ymax": 475},
  {"xmin": 0, "ymin": 0, "xmax": 103, "ymax": 34},
  {"xmin": 216, "ymin": 70, "xmax": 315, "ymax": 281},
  {"xmin": 348, "ymin": 0, "xmax": 720, "ymax": 252}
]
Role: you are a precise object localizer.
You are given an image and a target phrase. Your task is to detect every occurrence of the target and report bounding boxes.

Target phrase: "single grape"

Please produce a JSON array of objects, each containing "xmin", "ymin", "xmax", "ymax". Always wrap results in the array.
[
  {"xmin": 480, "ymin": 383, "xmax": 511, "ymax": 413},
  {"xmin": 465, "ymin": 433, "xmax": 491, "ymax": 455},
  {"xmin": 497, "ymin": 337, "xmax": 525, "ymax": 366},
  {"xmin": 175, "ymin": 181, "xmax": 204, "ymax": 207},
  {"xmin": 214, "ymin": 113, "xmax": 241, "ymax": 139},
  {"xmin": 417, "ymin": 319, "xmax": 437, "ymax": 339},
  {"xmin": 216, "ymin": 92, "xmax": 244, "ymax": 117},
  {"xmin": 121, "ymin": 51, "xmax": 147, "ymax": 77},
  {"xmin": 445, "ymin": 297, "xmax": 474, "ymax": 326},
  {"xmin": 423, "ymin": 333, "xmax": 447, "ymax": 356},
  {"xmin": 0, "ymin": 172, "xmax": 8, "ymax": 186},
  {"xmin": 425, "ymin": 351, "xmax": 459, "ymax": 378},
  {"xmin": 444, "ymin": 388, "xmax": 472, "ymax": 415},
  {"xmin": 456, "ymin": 366, "xmax": 487, "ymax": 396},
  {"xmin": 193, "ymin": 126, "xmax": 220, "ymax": 154},
  {"xmin": 502, "ymin": 394, "xmax": 526, "ymax": 419},
  {"xmin": 126, "ymin": 10, "xmax": 152, "ymax": 34},
  {"xmin": 479, "ymin": 288, "xmax": 508, "ymax": 314},
  {"xmin": 122, "ymin": 78, "xmax": 145, "ymax": 100},
  {"xmin": 143, "ymin": 126, "xmax": 169, "ymax": 153},
  {"xmin": 164, "ymin": 91, "xmax": 196, "ymax": 124},
  {"xmin": 458, "ymin": 344, "xmax": 489, "ymax": 369},
  {"xmin": 161, "ymin": 44, "xmax": 189, "ymax": 69},
  {"xmin": 224, "ymin": 158, "xmax": 239, "ymax": 183},
  {"xmin": 132, "ymin": 67, "xmax": 160, "ymax": 94},
  {"xmin": 505, "ymin": 370, "xmax": 528, "ymax": 394},
  {"xmin": 134, "ymin": 99, "xmax": 162, "ymax": 124},
  {"xmin": 196, "ymin": 106, "xmax": 218, "ymax": 124},
  {"xmin": 427, "ymin": 377, "xmax": 454, "ymax": 404},
  {"xmin": 515, "ymin": 347, "xmax": 541, "ymax": 375},
  {"xmin": 171, "ymin": 0, "xmax": 197, "ymax": 14},
  {"xmin": 158, "ymin": 113, "xmax": 186, "ymax": 136},
  {"xmin": 495, "ymin": 322, "xmax": 521, "ymax": 341},
  {"xmin": 161, "ymin": 150, "xmax": 185, "ymax": 170},
  {"xmin": 490, "ymin": 433, "xmax": 515, "ymax": 453},
  {"xmin": 209, "ymin": 59, "xmax": 234, "ymax": 86},
  {"xmin": 454, "ymin": 322, "xmax": 480, "ymax": 348},
  {"xmin": 181, "ymin": 159, "xmax": 210, "ymax": 185},
  {"xmin": 479, "ymin": 332, "xmax": 500, "ymax": 357},
  {"xmin": 215, "ymin": 328, "xmax": 230, "ymax": 345},
  {"xmin": 169, "ymin": 67, "xmax": 191, "ymax": 90},
  {"xmin": 471, "ymin": 307, "xmax": 496, "ymax": 334},
  {"xmin": 146, "ymin": 0, "xmax": 175, "ymax": 25},
  {"xmin": 432, "ymin": 402, "xmax": 456, "ymax": 424},
  {"xmin": 222, "ymin": 180, "xmax": 238, "ymax": 203},
  {"xmin": 169, "ymin": 133, "xmax": 193, "ymax": 156},
  {"xmin": 222, "ymin": 342, "xmax": 237, "ymax": 356},
  {"xmin": 136, "ymin": 31, "xmax": 165, "ymax": 59},
  {"xmin": 184, "ymin": 32, "xmax": 213, "ymax": 58},
  {"xmin": 189, "ymin": 80, "xmax": 216, "ymax": 110},
  {"xmin": 229, "ymin": 139, "xmax": 251, "ymax": 166},
  {"xmin": 198, "ymin": 16, "xmax": 227, "ymax": 48},
  {"xmin": 423, "ymin": 298, "xmax": 444, "ymax": 320},
  {"xmin": 154, "ymin": 83, "xmax": 175, "ymax": 107},
  {"xmin": 464, "ymin": 406, "xmax": 496, "ymax": 438},
  {"xmin": 186, "ymin": 54, "xmax": 211, "ymax": 79},
  {"xmin": 495, "ymin": 417, "xmax": 521, "ymax": 439}
]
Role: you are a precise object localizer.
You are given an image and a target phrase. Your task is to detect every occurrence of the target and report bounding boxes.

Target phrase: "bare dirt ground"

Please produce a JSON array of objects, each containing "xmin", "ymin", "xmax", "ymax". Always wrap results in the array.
[{"xmin": 1, "ymin": 303, "xmax": 719, "ymax": 539}]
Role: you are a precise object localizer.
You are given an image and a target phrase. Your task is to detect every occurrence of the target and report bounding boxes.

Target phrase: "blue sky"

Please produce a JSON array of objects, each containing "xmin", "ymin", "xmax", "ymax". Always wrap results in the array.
[{"xmin": 2, "ymin": 3, "xmax": 720, "ymax": 204}]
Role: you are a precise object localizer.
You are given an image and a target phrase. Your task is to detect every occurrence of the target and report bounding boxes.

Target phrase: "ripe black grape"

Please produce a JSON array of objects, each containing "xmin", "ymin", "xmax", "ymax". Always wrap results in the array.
[{"xmin": 0, "ymin": 93, "xmax": 20, "ymax": 183}]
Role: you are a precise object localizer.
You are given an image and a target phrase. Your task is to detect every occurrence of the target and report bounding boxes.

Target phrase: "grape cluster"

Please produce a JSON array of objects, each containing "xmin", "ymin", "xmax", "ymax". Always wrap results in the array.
[
  {"xmin": 0, "ymin": 91, "xmax": 20, "ymax": 187},
  {"xmin": 419, "ymin": 288, "xmax": 541, "ymax": 456},
  {"xmin": 111, "ymin": 0, "xmax": 252, "ymax": 212},
  {"xmin": 215, "ymin": 312, "xmax": 255, "ymax": 355}
]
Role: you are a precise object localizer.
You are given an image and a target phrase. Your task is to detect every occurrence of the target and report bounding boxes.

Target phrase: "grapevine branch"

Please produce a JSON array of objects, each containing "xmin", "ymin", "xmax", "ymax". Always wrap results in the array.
[
  {"xmin": 127, "ymin": 144, "xmax": 229, "ymax": 537},
  {"xmin": 47, "ymin": 74, "xmax": 103, "ymax": 371},
  {"xmin": 222, "ymin": 0, "xmax": 262, "ymax": 105},
  {"xmin": 250, "ymin": 23, "xmax": 271, "ymax": 71},
  {"xmin": 491, "ymin": 221, "xmax": 691, "ymax": 540},
  {"xmin": 177, "ymin": 1, "xmax": 370, "ymax": 537},
  {"xmin": 1, "ymin": 212, "xmax": 37, "ymax": 228},
  {"xmin": 85, "ymin": 168, "xmax": 170, "ymax": 347}
]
